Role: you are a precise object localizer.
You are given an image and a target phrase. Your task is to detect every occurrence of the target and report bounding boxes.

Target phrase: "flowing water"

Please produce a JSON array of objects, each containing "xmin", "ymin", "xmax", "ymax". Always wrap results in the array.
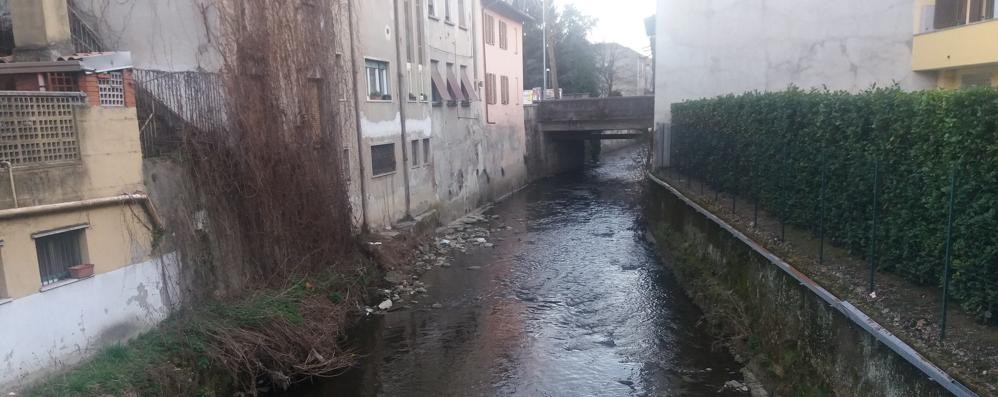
[{"xmin": 300, "ymin": 147, "xmax": 746, "ymax": 396}]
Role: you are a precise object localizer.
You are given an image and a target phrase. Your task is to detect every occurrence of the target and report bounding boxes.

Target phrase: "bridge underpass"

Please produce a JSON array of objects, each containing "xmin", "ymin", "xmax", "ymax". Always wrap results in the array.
[{"xmin": 536, "ymin": 95, "xmax": 654, "ymax": 139}]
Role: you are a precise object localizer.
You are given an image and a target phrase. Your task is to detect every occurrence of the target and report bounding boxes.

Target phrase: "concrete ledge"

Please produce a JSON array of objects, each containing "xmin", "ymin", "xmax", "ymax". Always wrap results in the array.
[{"xmin": 646, "ymin": 171, "xmax": 977, "ymax": 397}]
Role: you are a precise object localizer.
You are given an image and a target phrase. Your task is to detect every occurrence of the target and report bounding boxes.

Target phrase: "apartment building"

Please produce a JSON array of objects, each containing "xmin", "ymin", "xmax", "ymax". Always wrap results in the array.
[
  {"xmin": 651, "ymin": 0, "xmax": 997, "ymax": 167},
  {"xmin": 913, "ymin": 0, "xmax": 998, "ymax": 87},
  {"xmin": 0, "ymin": 0, "xmax": 174, "ymax": 389},
  {"xmin": 595, "ymin": 42, "xmax": 653, "ymax": 97}
]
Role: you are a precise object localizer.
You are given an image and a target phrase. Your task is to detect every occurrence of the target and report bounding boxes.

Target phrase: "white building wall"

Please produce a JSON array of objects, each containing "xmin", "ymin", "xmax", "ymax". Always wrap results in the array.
[
  {"xmin": 0, "ymin": 254, "xmax": 180, "ymax": 392},
  {"xmin": 653, "ymin": 0, "xmax": 936, "ymax": 167}
]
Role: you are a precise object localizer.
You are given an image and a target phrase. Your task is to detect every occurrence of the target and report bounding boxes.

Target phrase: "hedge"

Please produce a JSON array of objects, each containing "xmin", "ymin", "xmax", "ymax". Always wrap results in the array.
[{"xmin": 670, "ymin": 86, "xmax": 998, "ymax": 322}]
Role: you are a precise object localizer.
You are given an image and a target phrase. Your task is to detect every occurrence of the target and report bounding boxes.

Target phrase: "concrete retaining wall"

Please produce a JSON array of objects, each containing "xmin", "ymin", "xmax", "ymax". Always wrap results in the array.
[
  {"xmin": 0, "ymin": 254, "xmax": 180, "ymax": 392},
  {"xmin": 644, "ymin": 174, "xmax": 971, "ymax": 397}
]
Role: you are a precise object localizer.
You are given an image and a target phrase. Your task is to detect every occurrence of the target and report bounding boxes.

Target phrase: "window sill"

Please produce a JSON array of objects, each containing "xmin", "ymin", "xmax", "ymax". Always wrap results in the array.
[
  {"xmin": 39, "ymin": 275, "xmax": 93, "ymax": 293},
  {"xmin": 459, "ymin": 25, "xmax": 468, "ymax": 30},
  {"xmin": 366, "ymin": 99, "xmax": 394, "ymax": 103},
  {"xmin": 372, "ymin": 171, "xmax": 397, "ymax": 179},
  {"xmin": 0, "ymin": 298, "xmax": 11, "ymax": 306},
  {"xmin": 428, "ymin": 15, "xmax": 440, "ymax": 21},
  {"xmin": 444, "ymin": 19, "xmax": 455, "ymax": 26}
]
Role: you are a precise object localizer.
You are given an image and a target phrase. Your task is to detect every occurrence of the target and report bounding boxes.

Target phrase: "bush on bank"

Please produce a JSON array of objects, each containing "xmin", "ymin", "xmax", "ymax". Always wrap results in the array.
[{"xmin": 670, "ymin": 86, "xmax": 997, "ymax": 322}]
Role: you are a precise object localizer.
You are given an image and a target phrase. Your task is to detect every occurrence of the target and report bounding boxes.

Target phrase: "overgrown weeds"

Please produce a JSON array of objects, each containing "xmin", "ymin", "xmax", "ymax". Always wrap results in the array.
[{"xmin": 29, "ymin": 261, "xmax": 374, "ymax": 396}]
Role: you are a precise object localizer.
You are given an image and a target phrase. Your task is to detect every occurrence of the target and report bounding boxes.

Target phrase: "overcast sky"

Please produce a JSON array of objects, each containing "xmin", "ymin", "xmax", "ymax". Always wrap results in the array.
[{"xmin": 555, "ymin": 0, "xmax": 656, "ymax": 55}]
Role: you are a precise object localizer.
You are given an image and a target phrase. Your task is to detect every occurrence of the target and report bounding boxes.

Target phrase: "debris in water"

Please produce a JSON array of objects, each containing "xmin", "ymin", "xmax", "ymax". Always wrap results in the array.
[{"xmin": 378, "ymin": 299, "xmax": 393, "ymax": 311}]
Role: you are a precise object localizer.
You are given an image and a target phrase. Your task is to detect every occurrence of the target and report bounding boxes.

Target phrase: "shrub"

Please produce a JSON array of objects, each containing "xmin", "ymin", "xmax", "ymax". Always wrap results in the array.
[{"xmin": 670, "ymin": 86, "xmax": 998, "ymax": 322}]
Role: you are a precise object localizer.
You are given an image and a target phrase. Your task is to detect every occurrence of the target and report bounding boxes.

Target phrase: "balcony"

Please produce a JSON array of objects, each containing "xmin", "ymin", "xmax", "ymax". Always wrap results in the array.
[{"xmin": 913, "ymin": 0, "xmax": 998, "ymax": 71}]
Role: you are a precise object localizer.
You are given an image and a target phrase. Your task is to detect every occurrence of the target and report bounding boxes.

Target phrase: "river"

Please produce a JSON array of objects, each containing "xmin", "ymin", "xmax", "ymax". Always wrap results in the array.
[{"xmin": 300, "ymin": 146, "xmax": 747, "ymax": 396}]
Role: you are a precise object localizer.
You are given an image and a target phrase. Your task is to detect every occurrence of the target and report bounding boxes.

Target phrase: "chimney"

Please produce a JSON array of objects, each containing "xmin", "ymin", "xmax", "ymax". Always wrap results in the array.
[{"xmin": 11, "ymin": 0, "xmax": 74, "ymax": 61}]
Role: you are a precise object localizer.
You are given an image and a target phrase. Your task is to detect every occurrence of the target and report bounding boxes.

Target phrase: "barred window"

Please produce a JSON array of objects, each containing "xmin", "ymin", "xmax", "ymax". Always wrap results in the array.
[
  {"xmin": 47, "ymin": 73, "xmax": 79, "ymax": 92},
  {"xmin": 35, "ymin": 227, "xmax": 85, "ymax": 286},
  {"xmin": 98, "ymin": 71, "xmax": 125, "ymax": 106},
  {"xmin": 371, "ymin": 143, "xmax": 396, "ymax": 176}
]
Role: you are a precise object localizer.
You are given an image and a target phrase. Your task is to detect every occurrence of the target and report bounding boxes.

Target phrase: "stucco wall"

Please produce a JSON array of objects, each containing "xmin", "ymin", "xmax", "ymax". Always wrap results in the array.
[
  {"xmin": 652, "ymin": 0, "xmax": 937, "ymax": 166},
  {"xmin": 645, "ymin": 176, "xmax": 959, "ymax": 397},
  {"xmin": 0, "ymin": 203, "xmax": 154, "ymax": 299},
  {"xmin": 0, "ymin": 254, "xmax": 179, "ymax": 392},
  {"xmin": 0, "ymin": 106, "xmax": 145, "ymax": 210},
  {"xmin": 71, "ymin": 0, "xmax": 221, "ymax": 72}
]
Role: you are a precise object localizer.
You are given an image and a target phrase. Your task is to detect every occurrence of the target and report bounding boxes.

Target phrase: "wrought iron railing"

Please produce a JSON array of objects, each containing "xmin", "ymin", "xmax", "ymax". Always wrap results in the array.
[
  {"xmin": 0, "ymin": 91, "xmax": 86, "ymax": 167},
  {"xmin": 68, "ymin": 2, "xmax": 104, "ymax": 53}
]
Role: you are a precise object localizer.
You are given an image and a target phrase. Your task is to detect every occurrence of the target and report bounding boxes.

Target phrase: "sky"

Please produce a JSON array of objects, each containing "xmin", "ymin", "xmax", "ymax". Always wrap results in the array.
[{"xmin": 555, "ymin": 0, "xmax": 656, "ymax": 56}]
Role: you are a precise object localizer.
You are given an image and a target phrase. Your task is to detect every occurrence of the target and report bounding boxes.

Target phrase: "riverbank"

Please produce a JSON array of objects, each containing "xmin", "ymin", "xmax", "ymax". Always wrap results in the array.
[
  {"xmin": 24, "ymin": 251, "xmax": 377, "ymax": 396},
  {"xmin": 645, "ymin": 170, "xmax": 985, "ymax": 396}
]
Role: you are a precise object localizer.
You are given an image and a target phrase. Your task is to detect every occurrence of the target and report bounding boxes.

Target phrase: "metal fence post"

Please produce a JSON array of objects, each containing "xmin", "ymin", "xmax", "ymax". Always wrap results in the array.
[
  {"xmin": 940, "ymin": 168, "xmax": 957, "ymax": 341},
  {"xmin": 819, "ymin": 160, "xmax": 826, "ymax": 266},
  {"xmin": 868, "ymin": 159, "xmax": 880, "ymax": 293}
]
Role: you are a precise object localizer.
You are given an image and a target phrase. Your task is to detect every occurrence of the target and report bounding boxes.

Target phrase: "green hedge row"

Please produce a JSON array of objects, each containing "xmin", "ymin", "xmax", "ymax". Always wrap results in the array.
[{"xmin": 670, "ymin": 86, "xmax": 997, "ymax": 322}]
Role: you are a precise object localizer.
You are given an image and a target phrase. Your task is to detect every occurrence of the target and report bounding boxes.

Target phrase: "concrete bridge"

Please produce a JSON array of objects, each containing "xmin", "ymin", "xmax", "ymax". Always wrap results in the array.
[{"xmin": 536, "ymin": 96, "xmax": 654, "ymax": 140}]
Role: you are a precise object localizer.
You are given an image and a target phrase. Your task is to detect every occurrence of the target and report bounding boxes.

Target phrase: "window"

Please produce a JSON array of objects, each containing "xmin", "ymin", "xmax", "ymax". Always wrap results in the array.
[
  {"xmin": 499, "ymin": 21, "xmax": 508, "ymax": 50},
  {"xmin": 446, "ymin": 62, "xmax": 465, "ymax": 103},
  {"xmin": 500, "ymin": 75, "xmax": 509, "ymax": 105},
  {"xmin": 416, "ymin": 0, "xmax": 426, "ymax": 65},
  {"xmin": 485, "ymin": 73, "xmax": 496, "ymax": 105},
  {"xmin": 933, "ymin": 0, "xmax": 996, "ymax": 29},
  {"xmin": 515, "ymin": 77, "xmax": 520, "ymax": 104},
  {"xmin": 365, "ymin": 59, "xmax": 391, "ymax": 100},
  {"xmin": 430, "ymin": 60, "xmax": 452, "ymax": 104},
  {"xmin": 960, "ymin": 73, "xmax": 991, "ymax": 88},
  {"xmin": 371, "ymin": 143, "xmax": 396, "ymax": 176},
  {"xmin": 0, "ymin": 242, "xmax": 7, "ymax": 298},
  {"xmin": 422, "ymin": 138, "xmax": 431, "ymax": 164},
  {"xmin": 428, "ymin": 0, "xmax": 436, "ymax": 17},
  {"xmin": 444, "ymin": 0, "xmax": 451, "ymax": 22},
  {"xmin": 47, "ymin": 72, "xmax": 78, "ymax": 92},
  {"xmin": 459, "ymin": 65, "xmax": 479, "ymax": 101},
  {"xmin": 458, "ymin": 0, "xmax": 466, "ymax": 27},
  {"xmin": 484, "ymin": 14, "xmax": 495, "ymax": 45},
  {"xmin": 411, "ymin": 140, "xmax": 420, "ymax": 167},
  {"xmin": 35, "ymin": 227, "xmax": 85, "ymax": 286},
  {"xmin": 404, "ymin": 0, "xmax": 415, "ymax": 63},
  {"xmin": 98, "ymin": 71, "xmax": 124, "ymax": 106}
]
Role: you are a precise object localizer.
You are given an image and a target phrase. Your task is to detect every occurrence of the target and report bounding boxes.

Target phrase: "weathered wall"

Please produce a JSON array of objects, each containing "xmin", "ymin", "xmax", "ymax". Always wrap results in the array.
[
  {"xmin": 71, "ymin": 0, "xmax": 221, "ymax": 72},
  {"xmin": 0, "ymin": 254, "xmax": 179, "ymax": 392},
  {"xmin": 0, "ymin": 203, "xmax": 154, "ymax": 299},
  {"xmin": 645, "ymin": 175, "xmax": 960, "ymax": 397},
  {"xmin": 652, "ymin": 0, "xmax": 937, "ymax": 166},
  {"xmin": 0, "ymin": 106, "xmax": 146, "ymax": 210}
]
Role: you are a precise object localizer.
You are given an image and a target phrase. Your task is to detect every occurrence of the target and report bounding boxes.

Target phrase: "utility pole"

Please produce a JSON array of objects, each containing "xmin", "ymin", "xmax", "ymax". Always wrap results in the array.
[{"xmin": 541, "ymin": 0, "xmax": 547, "ymax": 100}]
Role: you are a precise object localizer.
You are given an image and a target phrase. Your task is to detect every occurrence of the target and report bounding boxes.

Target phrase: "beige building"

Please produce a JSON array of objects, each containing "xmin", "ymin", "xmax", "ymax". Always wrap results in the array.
[
  {"xmin": 912, "ymin": 0, "xmax": 998, "ymax": 88},
  {"xmin": 0, "ymin": 0, "xmax": 173, "ymax": 390}
]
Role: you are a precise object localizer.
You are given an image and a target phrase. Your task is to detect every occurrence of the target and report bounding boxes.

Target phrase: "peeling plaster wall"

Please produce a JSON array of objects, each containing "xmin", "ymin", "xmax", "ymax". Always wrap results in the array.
[
  {"xmin": 0, "ymin": 254, "xmax": 180, "ymax": 392},
  {"xmin": 652, "ymin": 0, "xmax": 937, "ymax": 167}
]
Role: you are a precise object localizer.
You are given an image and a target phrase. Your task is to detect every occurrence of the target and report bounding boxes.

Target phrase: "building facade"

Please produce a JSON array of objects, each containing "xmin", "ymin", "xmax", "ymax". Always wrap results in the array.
[
  {"xmin": 0, "ymin": 0, "xmax": 175, "ymax": 390},
  {"xmin": 652, "ymin": 0, "xmax": 998, "ymax": 167},
  {"xmin": 595, "ymin": 42, "xmax": 653, "ymax": 97}
]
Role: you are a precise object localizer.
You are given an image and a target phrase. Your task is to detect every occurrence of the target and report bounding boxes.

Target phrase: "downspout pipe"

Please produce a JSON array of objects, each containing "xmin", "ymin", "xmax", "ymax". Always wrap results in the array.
[
  {"xmin": 347, "ymin": 0, "xmax": 370, "ymax": 232},
  {"xmin": 393, "ymin": 0, "xmax": 413, "ymax": 219},
  {"xmin": 0, "ymin": 161, "xmax": 16, "ymax": 208},
  {"xmin": 0, "ymin": 193, "xmax": 163, "ymax": 230}
]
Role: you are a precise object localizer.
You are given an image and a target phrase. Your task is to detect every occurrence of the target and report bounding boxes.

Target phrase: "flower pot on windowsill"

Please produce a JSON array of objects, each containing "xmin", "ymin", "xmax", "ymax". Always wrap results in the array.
[{"xmin": 69, "ymin": 263, "xmax": 95, "ymax": 279}]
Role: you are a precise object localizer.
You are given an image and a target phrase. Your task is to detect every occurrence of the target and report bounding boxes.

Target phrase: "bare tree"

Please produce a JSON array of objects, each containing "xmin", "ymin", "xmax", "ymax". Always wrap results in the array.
[{"xmin": 597, "ymin": 44, "xmax": 619, "ymax": 97}]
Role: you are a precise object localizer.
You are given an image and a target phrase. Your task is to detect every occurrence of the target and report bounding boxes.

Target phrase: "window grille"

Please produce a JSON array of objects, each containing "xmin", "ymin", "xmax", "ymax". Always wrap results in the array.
[
  {"xmin": 0, "ymin": 92, "xmax": 83, "ymax": 166},
  {"xmin": 47, "ymin": 72, "xmax": 79, "ymax": 92},
  {"xmin": 35, "ymin": 229, "xmax": 84, "ymax": 286},
  {"xmin": 371, "ymin": 143, "xmax": 396, "ymax": 176},
  {"xmin": 98, "ymin": 71, "xmax": 125, "ymax": 106}
]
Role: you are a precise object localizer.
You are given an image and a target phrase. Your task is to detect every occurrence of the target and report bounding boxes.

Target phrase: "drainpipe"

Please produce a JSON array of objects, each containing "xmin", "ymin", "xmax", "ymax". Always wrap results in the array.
[
  {"xmin": 481, "ymin": 5, "xmax": 490, "ymax": 124},
  {"xmin": 347, "ymin": 0, "xmax": 370, "ymax": 231},
  {"xmin": 393, "ymin": 0, "xmax": 413, "ymax": 219},
  {"xmin": 0, "ymin": 161, "xmax": 16, "ymax": 208},
  {"xmin": 0, "ymin": 193, "xmax": 162, "ymax": 230}
]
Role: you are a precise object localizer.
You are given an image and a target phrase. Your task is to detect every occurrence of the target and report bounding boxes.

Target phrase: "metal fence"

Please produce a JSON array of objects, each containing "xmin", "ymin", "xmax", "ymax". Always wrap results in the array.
[
  {"xmin": 0, "ymin": 91, "xmax": 86, "ymax": 167},
  {"xmin": 133, "ymin": 69, "xmax": 226, "ymax": 157},
  {"xmin": 68, "ymin": 2, "xmax": 104, "ymax": 53}
]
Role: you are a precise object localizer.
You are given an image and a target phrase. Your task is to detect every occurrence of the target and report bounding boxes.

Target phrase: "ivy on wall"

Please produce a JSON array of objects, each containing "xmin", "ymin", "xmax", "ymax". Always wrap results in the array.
[{"xmin": 671, "ymin": 86, "xmax": 998, "ymax": 322}]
